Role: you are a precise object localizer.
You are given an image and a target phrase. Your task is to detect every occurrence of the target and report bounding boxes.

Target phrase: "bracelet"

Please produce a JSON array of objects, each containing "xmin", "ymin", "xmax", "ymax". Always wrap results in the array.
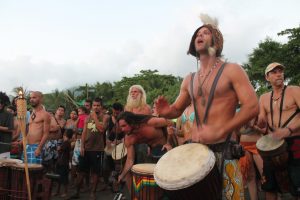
[{"xmin": 287, "ymin": 127, "xmax": 293, "ymax": 136}]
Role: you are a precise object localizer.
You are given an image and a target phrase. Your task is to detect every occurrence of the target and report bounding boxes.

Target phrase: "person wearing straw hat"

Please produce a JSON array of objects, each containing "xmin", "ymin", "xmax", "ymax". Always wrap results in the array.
[
  {"xmin": 257, "ymin": 62, "xmax": 300, "ymax": 199},
  {"xmin": 155, "ymin": 14, "xmax": 258, "ymax": 199}
]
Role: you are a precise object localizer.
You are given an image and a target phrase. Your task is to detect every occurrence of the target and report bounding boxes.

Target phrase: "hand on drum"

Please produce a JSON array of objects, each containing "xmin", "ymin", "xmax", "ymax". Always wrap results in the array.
[{"xmin": 271, "ymin": 128, "xmax": 291, "ymax": 140}]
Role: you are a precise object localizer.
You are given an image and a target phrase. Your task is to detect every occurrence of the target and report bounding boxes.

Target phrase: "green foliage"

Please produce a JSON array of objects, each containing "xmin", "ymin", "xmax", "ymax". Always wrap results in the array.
[
  {"xmin": 43, "ymin": 70, "xmax": 182, "ymax": 115},
  {"xmin": 245, "ymin": 26, "xmax": 300, "ymax": 95}
]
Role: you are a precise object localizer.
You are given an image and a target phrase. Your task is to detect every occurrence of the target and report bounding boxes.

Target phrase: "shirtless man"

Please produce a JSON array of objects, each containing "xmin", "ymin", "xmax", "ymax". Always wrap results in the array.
[
  {"xmin": 125, "ymin": 85, "xmax": 151, "ymax": 115},
  {"xmin": 117, "ymin": 111, "xmax": 172, "ymax": 183},
  {"xmin": 26, "ymin": 91, "xmax": 51, "ymax": 164},
  {"xmin": 257, "ymin": 62, "xmax": 300, "ymax": 199},
  {"xmin": 43, "ymin": 105, "xmax": 66, "ymax": 170},
  {"xmin": 125, "ymin": 85, "xmax": 152, "ymax": 164},
  {"xmin": 155, "ymin": 15, "xmax": 258, "ymax": 199}
]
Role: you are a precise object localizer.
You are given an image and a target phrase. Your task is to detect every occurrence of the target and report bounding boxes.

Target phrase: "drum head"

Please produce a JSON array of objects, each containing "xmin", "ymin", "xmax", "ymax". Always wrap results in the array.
[
  {"xmin": 131, "ymin": 163, "xmax": 156, "ymax": 175},
  {"xmin": 0, "ymin": 158, "xmax": 23, "ymax": 166},
  {"xmin": 112, "ymin": 143, "xmax": 127, "ymax": 160},
  {"xmin": 154, "ymin": 143, "xmax": 216, "ymax": 190},
  {"xmin": 256, "ymin": 135, "xmax": 284, "ymax": 151},
  {"xmin": 14, "ymin": 163, "xmax": 43, "ymax": 169}
]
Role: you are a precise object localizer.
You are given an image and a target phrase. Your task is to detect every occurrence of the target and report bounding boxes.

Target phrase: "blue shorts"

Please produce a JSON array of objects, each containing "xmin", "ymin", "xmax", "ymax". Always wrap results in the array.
[{"xmin": 22, "ymin": 144, "xmax": 42, "ymax": 164}]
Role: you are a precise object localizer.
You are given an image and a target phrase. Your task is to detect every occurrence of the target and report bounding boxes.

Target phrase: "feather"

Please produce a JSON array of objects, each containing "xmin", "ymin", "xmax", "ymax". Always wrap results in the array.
[{"xmin": 199, "ymin": 14, "xmax": 218, "ymax": 27}]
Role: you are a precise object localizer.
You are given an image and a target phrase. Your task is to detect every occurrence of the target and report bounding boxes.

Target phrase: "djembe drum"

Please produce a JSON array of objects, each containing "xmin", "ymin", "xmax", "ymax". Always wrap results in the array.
[
  {"xmin": 0, "ymin": 159, "xmax": 23, "ymax": 200},
  {"xmin": 131, "ymin": 163, "xmax": 164, "ymax": 200},
  {"xmin": 10, "ymin": 163, "xmax": 43, "ymax": 200},
  {"xmin": 256, "ymin": 134, "xmax": 291, "ymax": 192},
  {"xmin": 154, "ymin": 143, "xmax": 221, "ymax": 200}
]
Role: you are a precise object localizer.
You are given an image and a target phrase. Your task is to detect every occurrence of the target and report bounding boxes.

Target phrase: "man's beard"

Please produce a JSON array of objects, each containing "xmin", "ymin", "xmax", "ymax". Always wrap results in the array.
[{"xmin": 127, "ymin": 96, "xmax": 141, "ymax": 109}]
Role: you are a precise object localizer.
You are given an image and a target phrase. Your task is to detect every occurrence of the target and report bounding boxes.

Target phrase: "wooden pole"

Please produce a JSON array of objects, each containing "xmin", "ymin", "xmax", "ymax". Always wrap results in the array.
[{"xmin": 16, "ymin": 88, "xmax": 31, "ymax": 200}]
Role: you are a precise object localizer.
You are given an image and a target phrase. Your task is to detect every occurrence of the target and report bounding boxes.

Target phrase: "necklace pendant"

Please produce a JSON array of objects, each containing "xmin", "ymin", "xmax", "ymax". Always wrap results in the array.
[
  {"xmin": 201, "ymin": 97, "xmax": 206, "ymax": 106},
  {"xmin": 198, "ymin": 87, "xmax": 203, "ymax": 96}
]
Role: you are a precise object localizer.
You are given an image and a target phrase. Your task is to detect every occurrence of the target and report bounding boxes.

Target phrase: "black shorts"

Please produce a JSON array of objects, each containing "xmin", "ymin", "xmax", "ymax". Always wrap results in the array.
[
  {"xmin": 57, "ymin": 164, "xmax": 69, "ymax": 184},
  {"xmin": 78, "ymin": 151, "xmax": 104, "ymax": 175}
]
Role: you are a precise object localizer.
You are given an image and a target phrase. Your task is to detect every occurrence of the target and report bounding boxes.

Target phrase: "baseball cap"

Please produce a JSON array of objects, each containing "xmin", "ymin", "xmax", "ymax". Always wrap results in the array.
[{"xmin": 265, "ymin": 62, "xmax": 285, "ymax": 75}]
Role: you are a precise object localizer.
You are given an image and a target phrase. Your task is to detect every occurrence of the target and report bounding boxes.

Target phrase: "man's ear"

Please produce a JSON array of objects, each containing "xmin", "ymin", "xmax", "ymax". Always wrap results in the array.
[{"xmin": 265, "ymin": 74, "xmax": 269, "ymax": 82}]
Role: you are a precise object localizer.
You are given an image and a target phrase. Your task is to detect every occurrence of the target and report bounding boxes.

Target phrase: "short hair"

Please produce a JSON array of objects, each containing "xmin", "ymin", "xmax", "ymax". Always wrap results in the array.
[
  {"xmin": 65, "ymin": 129, "xmax": 74, "ymax": 139},
  {"xmin": 78, "ymin": 106, "xmax": 88, "ymax": 114},
  {"xmin": 112, "ymin": 102, "xmax": 123, "ymax": 111},
  {"xmin": 85, "ymin": 99, "xmax": 92, "ymax": 105},
  {"xmin": 0, "ymin": 91, "xmax": 10, "ymax": 106},
  {"xmin": 57, "ymin": 105, "xmax": 66, "ymax": 111},
  {"xmin": 93, "ymin": 97, "xmax": 103, "ymax": 106}
]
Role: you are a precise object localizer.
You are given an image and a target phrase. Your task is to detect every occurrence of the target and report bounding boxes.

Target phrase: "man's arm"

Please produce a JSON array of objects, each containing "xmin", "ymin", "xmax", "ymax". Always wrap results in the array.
[
  {"xmin": 0, "ymin": 113, "xmax": 14, "ymax": 132},
  {"xmin": 118, "ymin": 143, "xmax": 134, "ymax": 182},
  {"xmin": 155, "ymin": 75, "xmax": 192, "ymax": 119},
  {"xmin": 80, "ymin": 117, "xmax": 89, "ymax": 156},
  {"xmin": 200, "ymin": 64, "xmax": 259, "ymax": 143},
  {"xmin": 286, "ymin": 86, "xmax": 300, "ymax": 134},
  {"xmin": 147, "ymin": 117, "xmax": 173, "ymax": 128},
  {"xmin": 221, "ymin": 64, "xmax": 259, "ymax": 136}
]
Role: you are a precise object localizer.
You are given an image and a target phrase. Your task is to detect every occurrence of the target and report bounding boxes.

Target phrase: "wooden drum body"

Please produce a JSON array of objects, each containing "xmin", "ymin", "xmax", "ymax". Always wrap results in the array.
[
  {"xmin": 154, "ymin": 143, "xmax": 221, "ymax": 200},
  {"xmin": 256, "ymin": 135, "xmax": 290, "ymax": 192},
  {"xmin": 131, "ymin": 163, "xmax": 164, "ymax": 200},
  {"xmin": 0, "ymin": 159, "xmax": 23, "ymax": 200},
  {"xmin": 10, "ymin": 163, "xmax": 43, "ymax": 200}
]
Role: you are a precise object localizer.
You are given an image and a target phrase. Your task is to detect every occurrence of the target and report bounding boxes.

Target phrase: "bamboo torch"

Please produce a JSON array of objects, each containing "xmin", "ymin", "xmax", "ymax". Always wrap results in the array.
[{"xmin": 16, "ymin": 88, "xmax": 32, "ymax": 200}]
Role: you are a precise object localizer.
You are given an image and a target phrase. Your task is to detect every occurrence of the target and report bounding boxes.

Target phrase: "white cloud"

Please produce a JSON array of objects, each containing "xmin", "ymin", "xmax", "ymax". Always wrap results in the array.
[{"xmin": 0, "ymin": 0, "xmax": 299, "ymax": 96}]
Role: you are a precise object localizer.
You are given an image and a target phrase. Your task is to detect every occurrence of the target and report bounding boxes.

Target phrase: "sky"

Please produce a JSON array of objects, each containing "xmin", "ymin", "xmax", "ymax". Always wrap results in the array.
[{"xmin": 0, "ymin": 0, "xmax": 299, "ymax": 96}]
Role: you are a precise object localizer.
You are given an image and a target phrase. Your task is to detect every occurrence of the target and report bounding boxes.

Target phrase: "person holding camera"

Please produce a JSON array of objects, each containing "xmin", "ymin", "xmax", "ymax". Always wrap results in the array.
[{"xmin": 155, "ymin": 14, "xmax": 258, "ymax": 199}]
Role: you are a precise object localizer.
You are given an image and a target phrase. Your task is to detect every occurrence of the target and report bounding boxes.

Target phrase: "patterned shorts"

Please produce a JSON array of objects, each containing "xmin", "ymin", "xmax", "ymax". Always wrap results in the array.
[{"xmin": 21, "ymin": 144, "xmax": 42, "ymax": 164}]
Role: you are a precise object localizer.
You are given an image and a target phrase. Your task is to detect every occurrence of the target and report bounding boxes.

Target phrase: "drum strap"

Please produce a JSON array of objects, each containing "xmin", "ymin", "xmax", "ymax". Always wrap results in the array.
[
  {"xmin": 190, "ymin": 62, "xmax": 227, "ymax": 126},
  {"xmin": 270, "ymin": 85, "xmax": 287, "ymax": 129}
]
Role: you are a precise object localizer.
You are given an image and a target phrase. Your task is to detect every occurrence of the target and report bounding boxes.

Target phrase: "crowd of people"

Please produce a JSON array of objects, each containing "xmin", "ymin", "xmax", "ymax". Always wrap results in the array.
[{"xmin": 1, "ymin": 14, "xmax": 300, "ymax": 200}]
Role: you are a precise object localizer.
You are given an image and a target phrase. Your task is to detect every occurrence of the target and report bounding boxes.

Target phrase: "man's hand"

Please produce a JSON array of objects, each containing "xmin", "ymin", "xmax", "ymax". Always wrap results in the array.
[
  {"xmin": 35, "ymin": 148, "xmax": 41, "ymax": 157},
  {"xmin": 272, "ymin": 128, "xmax": 291, "ymax": 140},
  {"xmin": 90, "ymin": 111, "xmax": 98, "ymax": 121},
  {"xmin": 154, "ymin": 96, "xmax": 170, "ymax": 117}
]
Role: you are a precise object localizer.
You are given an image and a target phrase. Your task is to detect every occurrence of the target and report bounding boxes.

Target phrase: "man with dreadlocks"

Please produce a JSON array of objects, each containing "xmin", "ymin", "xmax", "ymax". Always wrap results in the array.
[
  {"xmin": 155, "ymin": 14, "xmax": 258, "ymax": 199},
  {"xmin": 0, "ymin": 91, "xmax": 14, "ymax": 155},
  {"xmin": 116, "ymin": 111, "xmax": 173, "ymax": 183}
]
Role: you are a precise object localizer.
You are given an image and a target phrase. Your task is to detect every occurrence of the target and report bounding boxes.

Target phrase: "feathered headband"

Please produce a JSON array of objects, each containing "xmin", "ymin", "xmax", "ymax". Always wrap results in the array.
[{"xmin": 187, "ymin": 14, "xmax": 223, "ymax": 58}]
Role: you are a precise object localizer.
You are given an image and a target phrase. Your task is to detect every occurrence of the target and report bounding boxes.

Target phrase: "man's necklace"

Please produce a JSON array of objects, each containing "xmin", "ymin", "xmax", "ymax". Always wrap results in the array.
[{"xmin": 197, "ymin": 61, "xmax": 218, "ymax": 106}]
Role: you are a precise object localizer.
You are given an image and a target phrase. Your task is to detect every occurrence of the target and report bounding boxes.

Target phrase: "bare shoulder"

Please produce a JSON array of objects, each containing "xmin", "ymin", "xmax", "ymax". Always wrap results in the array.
[
  {"xmin": 287, "ymin": 85, "xmax": 300, "ymax": 93},
  {"xmin": 259, "ymin": 92, "xmax": 271, "ymax": 105},
  {"xmin": 181, "ymin": 72, "xmax": 194, "ymax": 90},
  {"xmin": 224, "ymin": 62, "xmax": 247, "ymax": 78},
  {"xmin": 41, "ymin": 110, "xmax": 51, "ymax": 120}
]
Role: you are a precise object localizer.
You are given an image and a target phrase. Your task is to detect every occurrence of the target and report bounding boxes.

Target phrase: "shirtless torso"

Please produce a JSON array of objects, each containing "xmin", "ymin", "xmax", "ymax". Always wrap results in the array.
[{"xmin": 27, "ymin": 91, "xmax": 51, "ymax": 156}]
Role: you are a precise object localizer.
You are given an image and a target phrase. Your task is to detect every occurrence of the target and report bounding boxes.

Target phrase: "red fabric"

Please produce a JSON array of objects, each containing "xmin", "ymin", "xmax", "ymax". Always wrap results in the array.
[{"xmin": 239, "ymin": 142, "xmax": 258, "ymax": 184}]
